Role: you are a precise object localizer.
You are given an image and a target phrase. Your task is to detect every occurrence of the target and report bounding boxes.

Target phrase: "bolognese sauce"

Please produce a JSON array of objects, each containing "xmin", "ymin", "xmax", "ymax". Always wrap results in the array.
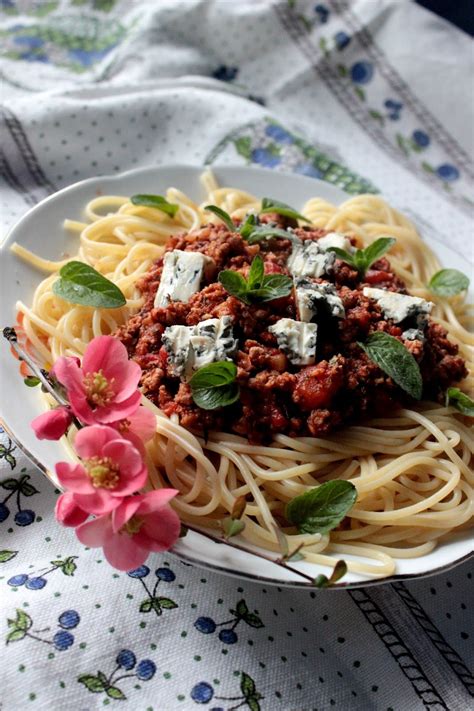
[{"xmin": 116, "ymin": 219, "xmax": 467, "ymax": 442}]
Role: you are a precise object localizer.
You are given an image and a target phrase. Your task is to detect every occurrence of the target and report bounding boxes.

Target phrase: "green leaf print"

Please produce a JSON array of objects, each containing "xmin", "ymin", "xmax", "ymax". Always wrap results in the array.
[
  {"xmin": 0, "ymin": 550, "xmax": 18, "ymax": 563},
  {"xmin": 78, "ymin": 674, "xmax": 107, "ymax": 693},
  {"xmin": 234, "ymin": 137, "xmax": 252, "ymax": 161},
  {"xmin": 106, "ymin": 686, "xmax": 127, "ymax": 700}
]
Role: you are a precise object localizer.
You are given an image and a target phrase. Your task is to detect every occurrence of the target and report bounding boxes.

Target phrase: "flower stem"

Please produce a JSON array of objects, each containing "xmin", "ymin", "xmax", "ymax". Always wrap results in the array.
[
  {"xmin": 3, "ymin": 327, "xmax": 69, "ymax": 407},
  {"xmin": 179, "ymin": 524, "xmax": 316, "ymax": 586}
]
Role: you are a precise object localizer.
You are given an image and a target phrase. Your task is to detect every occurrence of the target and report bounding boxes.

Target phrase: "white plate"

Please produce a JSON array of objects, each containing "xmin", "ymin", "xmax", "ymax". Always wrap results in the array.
[{"xmin": 0, "ymin": 164, "xmax": 472, "ymax": 588}]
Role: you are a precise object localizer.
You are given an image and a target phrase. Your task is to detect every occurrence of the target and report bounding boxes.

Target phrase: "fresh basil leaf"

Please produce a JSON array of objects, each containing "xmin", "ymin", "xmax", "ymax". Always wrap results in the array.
[
  {"xmin": 247, "ymin": 254, "xmax": 265, "ymax": 288},
  {"xmin": 286, "ymin": 480, "xmax": 357, "ymax": 535},
  {"xmin": 189, "ymin": 361, "xmax": 239, "ymax": 410},
  {"xmin": 218, "ymin": 270, "xmax": 251, "ymax": 305},
  {"xmin": 363, "ymin": 237, "xmax": 396, "ymax": 269},
  {"xmin": 358, "ymin": 332, "xmax": 422, "ymax": 400},
  {"xmin": 329, "ymin": 237, "xmax": 395, "ymax": 277},
  {"xmin": 260, "ymin": 197, "xmax": 310, "ymax": 223},
  {"xmin": 245, "ymin": 226, "xmax": 295, "ymax": 245},
  {"xmin": 204, "ymin": 205, "xmax": 237, "ymax": 232},
  {"xmin": 328, "ymin": 246, "xmax": 356, "ymax": 266},
  {"xmin": 131, "ymin": 194, "xmax": 179, "ymax": 217},
  {"xmin": 428, "ymin": 269, "xmax": 470, "ymax": 296},
  {"xmin": 24, "ymin": 376, "xmax": 41, "ymax": 387},
  {"xmin": 445, "ymin": 387, "xmax": 474, "ymax": 416},
  {"xmin": 250, "ymin": 274, "xmax": 293, "ymax": 302},
  {"xmin": 53, "ymin": 262, "xmax": 126, "ymax": 309},
  {"xmin": 239, "ymin": 213, "xmax": 257, "ymax": 239}
]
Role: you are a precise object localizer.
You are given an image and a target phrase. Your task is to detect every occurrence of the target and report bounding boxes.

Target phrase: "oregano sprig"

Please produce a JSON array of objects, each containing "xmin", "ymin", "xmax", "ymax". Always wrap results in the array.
[
  {"xmin": 329, "ymin": 236, "xmax": 396, "ymax": 277},
  {"xmin": 286, "ymin": 480, "xmax": 357, "ymax": 535},
  {"xmin": 358, "ymin": 332, "xmax": 422, "ymax": 400},
  {"xmin": 188, "ymin": 361, "xmax": 239, "ymax": 410},
  {"xmin": 428, "ymin": 269, "xmax": 470, "ymax": 297},
  {"xmin": 131, "ymin": 194, "xmax": 179, "ymax": 217},
  {"xmin": 205, "ymin": 205, "xmax": 295, "ymax": 244},
  {"xmin": 219, "ymin": 255, "xmax": 292, "ymax": 305},
  {"xmin": 445, "ymin": 387, "xmax": 474, "ymax": 416},
  {"xmin": 260, "ymin": 197, "xmax": 310, "ymax": 223},
  {"xmin": 53, "ymin": 262, "xmax": 126, "ymax": 309}
]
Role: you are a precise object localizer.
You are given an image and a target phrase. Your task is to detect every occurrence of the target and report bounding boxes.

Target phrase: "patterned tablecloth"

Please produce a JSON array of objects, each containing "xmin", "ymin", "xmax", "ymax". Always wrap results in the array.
[{"xmin": 0, "ymin": 1, "xmax": 473, "ymax": 709}]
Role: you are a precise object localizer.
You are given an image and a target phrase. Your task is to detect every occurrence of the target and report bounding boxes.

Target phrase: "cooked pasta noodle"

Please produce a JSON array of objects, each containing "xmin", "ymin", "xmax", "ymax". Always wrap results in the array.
[{"xmin": 11, "ymin": 170, "xmax": 473, "ymax": 577}]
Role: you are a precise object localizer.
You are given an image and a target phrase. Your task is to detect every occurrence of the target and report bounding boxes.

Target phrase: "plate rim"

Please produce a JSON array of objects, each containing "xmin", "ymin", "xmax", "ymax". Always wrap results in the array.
[{"xmin": 1, "ymin": 163, "xmax": 472, "ymax": 589}]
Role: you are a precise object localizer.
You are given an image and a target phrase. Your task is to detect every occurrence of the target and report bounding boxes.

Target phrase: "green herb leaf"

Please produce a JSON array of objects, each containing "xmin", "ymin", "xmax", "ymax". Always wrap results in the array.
[
  {"xmin": 239, "ymin": 213, "xmax": 257, "ymax": 238},
  {"xmin": 286, "ymin": 480, "xmax": 357, "ymax": 535},
  {"xmin": 314, "ymin": 560, "xmax": 348, "ymax": 588},
  {"xmin": 329, "ymin": 237, "xmax": 396, "ymax": 277},
  {"xmin": 219, "ymin": 256, "xmax": 292, "ymax": 305},
  {"xmin": 24, "ymin": 376, "xmax": 40, "ymax": 387},
  {"xmin": 428, "ymin": 269, "xmax": 470, "ymax": 296},
  {"xmin": 445, "ymin": 387, "xmax": 474, "ymax": 416},
  {"xmin": 53, "ymin": 261, "xmax": 126, "ymax": 309},
  {"xmin": 358, "ymin": 332, "xmax": 423, "ymax": 399},
  {"xmin": 204, "ymin": 205, "xmax": 237, "ymax": 232},
  {"xmin": 222, "ymin": 517, "xmax": 245, "ymax": 538},
  {"xmin": 131, "ymin": 194, "xmax": 179, "ymax": 217},
  {"xmin": 363, "ymin": 237, "xmax": 396, "ymax": 268},
  {"xmin": 189, "ymin": 361, "xmax": 239, "ymax": 410},
  {"xmin": 260, "ymin": 197, "xmax": 310, "ymax": 223},
  {"xmin": 247, "ymin": 254, "xmax": 265, "ymax": 288},
  {"xmin": 244, "ymin": 226, "xmax": 295, "ymax": 245}
]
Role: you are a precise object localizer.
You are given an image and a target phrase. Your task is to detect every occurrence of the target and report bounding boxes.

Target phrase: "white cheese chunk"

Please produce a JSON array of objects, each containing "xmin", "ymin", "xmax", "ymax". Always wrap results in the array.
[
  {"xmin": 294, "ymin": 278, "xmax": 345, "ymax": 321},
  {"xmin": 269, "ymin": 318, "xmax": 317, "ymax": 365},
  {"xmin": 318, "ymin": 232, "xmax": 352, "ymax": 252},
  {"xmin": 154, "ymin": 250, "xmax": 213, "ymax": 308},
  {"xmin": 362, "ymin": 287, "xmax": 433, "ymax": 324},
  {"xmin": 162, "ymin": 316, "xmax": 237, "ymax": 378},
  {"xmin": 287, "ymin": 240, "xmax": 336, "ymax": 278},
  {"xmin": 402, "ymin": 327, "xmax": 425, "ymax": 342}
]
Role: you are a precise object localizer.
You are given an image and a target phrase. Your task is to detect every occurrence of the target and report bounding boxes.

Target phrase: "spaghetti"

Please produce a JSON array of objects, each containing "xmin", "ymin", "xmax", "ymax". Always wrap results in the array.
[{"xmin": 11, "ymin": 171, "xmax": 474, "ymax": 577}]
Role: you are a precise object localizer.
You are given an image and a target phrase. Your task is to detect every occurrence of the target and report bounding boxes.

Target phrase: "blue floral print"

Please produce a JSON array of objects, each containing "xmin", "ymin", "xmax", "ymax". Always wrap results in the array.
[
  {"xmin": 334, "ymin": 31, "xmax": 351, "ymax": 50},
  {"xmin": 190, "ymin": 672, "xmax": 263, "ymax": 709},
  {"xmin": 213, "ymin": 65, "xmax": 239, "ymax": 82},
  {"xmin": 78, "ymin": 649, "xmax": 156, "ymax": 700},
  {"xmin": 7, "ymin": 555, "xmax": 77, "ymax": 589},
  {"xmin": 6, "ymin": 607, "xmax": 80, "ymax": 650},
  {"xmin": 350, "ymin": 61, "xmax": 374, "ymax": 85},
  {"xmin": 0, "ymin": 473, "xmax": 39, "ymax": 526},
  {"xmin": 127, "ymin": 564, "xmax": 178, "ymax": 616},
  {"xmin": 194, "ymin": 599, "xmax": 264, "ymax": 645}
]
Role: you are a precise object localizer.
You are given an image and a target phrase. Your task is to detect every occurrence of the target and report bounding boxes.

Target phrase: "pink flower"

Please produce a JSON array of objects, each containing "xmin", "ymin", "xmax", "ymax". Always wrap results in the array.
[
  {"xmin": 55, "ymin": 425, "xmax": 148, "ymax": 515},
  {"xmin": 111, "ymin": 406, "xmax": 156, "ymax": 452},
  {"xmin": 76, "ymin": 489, "xmax": 180, "ymax": 570},
  {"xmin": 31, "ymin": 406, "xmax": 73, "ymax": 440},
  {"xmin": 51, "ymin": 335, "xmax": 141, "ymax": 425},
  {"xmin": 55, "ymin": 492, "xmax": 88, "ymax": 527}
]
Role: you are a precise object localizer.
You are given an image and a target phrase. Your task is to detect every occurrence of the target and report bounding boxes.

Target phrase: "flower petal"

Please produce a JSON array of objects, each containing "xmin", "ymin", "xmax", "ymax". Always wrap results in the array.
[
  {"xmin": 83, "ymin": 336, "xmax": 141, "ymax": 400},
  {"xmin": 76, "ymin": 515, "xmax": 112, "ymax": 547},
  {"xmin": 111, "ymin": 496, "xmax": 143, "ymax": 534},
  {"xmin": 31, "ymin": 407, "xmax": 73, "ymax": 440},
  {"xmin": 136, "ymin": 489, "xmax": 179, "ymax": 515},
  {"xmin": 55, "ymin": 461, "xmax": 94, "ymax": 494},
  {"xmin": 55, "ymin": 492, "xmax": 88, "ymax": 527},
  {"xmin": 74, "ymin": 425, "xmax": 118, "ymax": 460},
  {"xmin": 134, "ymin": 506, "xmax": 181, "ymax": 552},
  {"xmin": 73, "ymin": 489, "xmax": 122, "ymax": 515},
  {"xmin": 103, "ymin": 533, "xmax": 149, "ymax": 571},
  {"xmin": 103, "ymin": 439, "xmax": 143, "ymax": 476},
  {"xmin": 94, "ymin": 390, "xmax": 142, "ymax": 424},
  {"xmin": 51, "ymin": 356, "xmax": 83, "ymax": 395},
  {"xmin": 126, "ymin": 406, "xmax": 156, "ymax": 441}
]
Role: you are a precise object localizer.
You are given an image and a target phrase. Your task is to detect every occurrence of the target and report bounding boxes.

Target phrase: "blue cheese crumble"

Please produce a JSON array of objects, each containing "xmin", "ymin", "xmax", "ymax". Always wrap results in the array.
[
  {"xmin": 162, "ymin": 316, "xmax": 237, "ymax": 378},
  {"xmin": 154, "ymin": 250, "xmax": 213, "ymax": 308},
  {"xmin": 317, "ymin": 232, "xmax": 353, "ymax": 252},
  {"xmin": 362, "ymin": 287, "xmax": 433, "ymax": 322},
  {"xmin": 294, "ymin": 278, "xmax": 345, "ymax": 322},
  {"xmin": 268, "ymin": 318, "xmax": 317, "ymax": 365},
  {"xmin": 287, "ymin": 240, "xmax": 336, "ymax": 278}
]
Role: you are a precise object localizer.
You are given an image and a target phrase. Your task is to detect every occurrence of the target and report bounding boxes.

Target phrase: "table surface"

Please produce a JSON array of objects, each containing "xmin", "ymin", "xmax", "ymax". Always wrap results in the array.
[{"xmin": 1, "ymin": 1, "xmax": 473, "ymax": 710}]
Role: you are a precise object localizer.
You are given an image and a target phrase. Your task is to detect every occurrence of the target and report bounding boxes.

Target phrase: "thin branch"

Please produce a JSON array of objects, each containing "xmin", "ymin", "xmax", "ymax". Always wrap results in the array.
[
  {"xmin": 3, "ymin": 327, "xmax": 68, "ymax": 406},
  {"xmin": 179, "ymin": 523, "xmax": 316, "ymax": 585}
]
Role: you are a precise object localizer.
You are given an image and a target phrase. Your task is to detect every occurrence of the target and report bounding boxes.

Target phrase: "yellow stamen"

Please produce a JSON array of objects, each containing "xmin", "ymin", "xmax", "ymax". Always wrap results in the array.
[
  {"xmin": 84, "ymin": 456, "xmax": 119, "ymax": 489},
  {"xmin": 122, "ymin": 515, "xmax": 144, "ymax": 536},
  {"xmin": 83, "ymin": 369, "xmax": 115, "ymax": 408}
]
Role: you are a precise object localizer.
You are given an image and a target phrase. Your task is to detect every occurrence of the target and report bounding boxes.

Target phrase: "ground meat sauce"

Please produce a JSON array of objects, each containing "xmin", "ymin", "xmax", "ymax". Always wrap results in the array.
[{"xmin": 116, "ymin": 221, "xmax": 467, "ymax": 442}]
